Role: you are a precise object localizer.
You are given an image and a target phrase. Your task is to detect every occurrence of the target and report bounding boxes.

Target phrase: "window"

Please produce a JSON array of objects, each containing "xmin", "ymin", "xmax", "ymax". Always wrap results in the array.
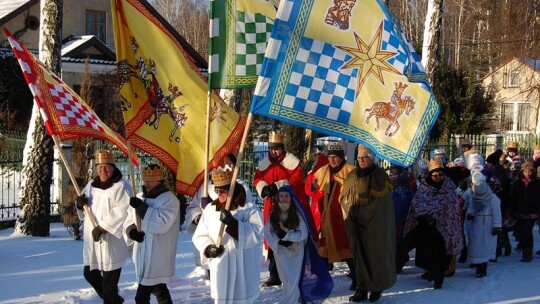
[
  {"xmin": 500, "ymin": 102, "xmax": 530, "ymax": 132},
  {"xmin": 508, "ymin": 71, "xmax": 520, "ymax": 87},
  {"xmin": 86, "ymin": 10, "xmax": 106, "ymax": 43},
  {"xmin": 500, "ymin": 103, "xmax": 513, "ymax": 131}
]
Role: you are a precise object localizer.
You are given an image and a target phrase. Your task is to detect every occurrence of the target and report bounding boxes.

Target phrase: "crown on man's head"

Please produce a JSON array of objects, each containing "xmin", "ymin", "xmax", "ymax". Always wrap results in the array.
[
  {"xmin": 95, "ymin": 150, "xmax": 115, "ymax": 165},
  {"xmin": 428, "ymin": 158, "xmax": 444, "ymax": 173},
  {"xmin": 142, "ymin": 165, "xmax": 164, "ymax": 182},
  {"xmin": 211, "ymin": 165, "xmax": 233, "ymax": 188},
  {"xmin": 268, "ymin": 131, "xmax": 284, "ymax": 144},
  {"xmin": 506, "ymin": 141, "xmax": 518, "ymax": 149}
]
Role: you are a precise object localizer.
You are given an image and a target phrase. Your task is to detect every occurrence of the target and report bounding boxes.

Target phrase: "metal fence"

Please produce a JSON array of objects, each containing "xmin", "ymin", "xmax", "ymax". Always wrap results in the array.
[{"xmin": 2, "ymin": 132, "xmax": 540, "ymax": 222}]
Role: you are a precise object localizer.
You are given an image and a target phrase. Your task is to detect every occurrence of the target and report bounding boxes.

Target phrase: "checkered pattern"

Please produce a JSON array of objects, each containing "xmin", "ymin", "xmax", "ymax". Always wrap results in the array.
[
  {"xmin": 282, "ymin": 37, "xmax": 357, "ymax": 123},
  {"xmin": 4, "ymin": 28, "xmax": 135, "ymax": 164},
  {"xmin": 234, "ymin": 11, "xmax": 273, "ymax": 76},
  {"xmin": 381, "ymin": 19, "xmax": 428, "ymax": 84},
  {"xmin": 48, "ymin": 83, "xmax": 104, "ymax": 131}
]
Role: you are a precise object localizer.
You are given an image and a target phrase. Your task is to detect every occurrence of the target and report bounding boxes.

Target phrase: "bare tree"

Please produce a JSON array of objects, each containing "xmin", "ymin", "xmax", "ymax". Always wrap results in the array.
[
  {"xmin": 421, "ymin": 0, "xmax": 444, "ymax": 85},
  {"xmin": 16, "ymin": 0, "xmax": 62, "ymax": 236}
]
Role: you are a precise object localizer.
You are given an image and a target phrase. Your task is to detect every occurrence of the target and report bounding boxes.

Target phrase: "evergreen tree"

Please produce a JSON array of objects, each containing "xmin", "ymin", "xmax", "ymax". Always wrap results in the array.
[{"xmin": 430, "ymin": 63, "xmax": 495, "ymax": 138}]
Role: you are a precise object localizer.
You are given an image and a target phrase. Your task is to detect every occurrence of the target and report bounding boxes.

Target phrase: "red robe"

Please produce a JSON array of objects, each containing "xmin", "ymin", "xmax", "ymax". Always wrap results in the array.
[
  {"xmin": 305, "ymin": 154, "xmax": 329, "ymax": 231},
  {"xmin": 254, "ymin": 152, "xmax": 317, "ymax": 248},
  {"xmin": 313, "ymin": 162, "xmax": 355, "ymax": 262}
]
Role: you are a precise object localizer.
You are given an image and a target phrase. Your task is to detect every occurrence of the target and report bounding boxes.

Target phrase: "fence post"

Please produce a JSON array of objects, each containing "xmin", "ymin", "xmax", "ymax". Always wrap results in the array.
[{"xmin": 486, "ymin": 134, "xmax": 503, "ymax": 157}]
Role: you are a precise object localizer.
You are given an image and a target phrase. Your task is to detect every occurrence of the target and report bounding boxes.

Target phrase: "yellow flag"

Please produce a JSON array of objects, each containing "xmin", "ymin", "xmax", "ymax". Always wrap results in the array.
[{"xmin": 112, "ymin": 0, "xmax": 245, "ymax": 195}]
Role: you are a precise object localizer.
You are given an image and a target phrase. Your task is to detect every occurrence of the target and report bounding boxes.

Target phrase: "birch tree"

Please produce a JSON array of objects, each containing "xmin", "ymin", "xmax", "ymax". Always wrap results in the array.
[
  {"xmin": 16, "ymin": 0, "xmax": 62, "ymax": 236},
  {"xmin": 421, "ymin": 0, "xmax": 443, "ymax": 85}
]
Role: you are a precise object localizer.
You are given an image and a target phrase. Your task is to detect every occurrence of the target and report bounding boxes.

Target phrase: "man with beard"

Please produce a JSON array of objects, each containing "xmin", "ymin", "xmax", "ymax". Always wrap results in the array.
[
  {"xmin": 253, "ymin": 131, "xmax": 316, "ymax": 287},
  {"xmin": 75, "ymin": 150, "xmax": 132, "ymax": 304},
  {"xmin": 340, "ymin": 145, "xmax": 396, "ymax": 302}
]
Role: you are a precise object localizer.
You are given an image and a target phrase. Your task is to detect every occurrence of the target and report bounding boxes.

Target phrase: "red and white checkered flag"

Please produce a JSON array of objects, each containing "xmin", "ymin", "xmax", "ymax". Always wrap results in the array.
[{"xmin": 3, "ymin": 28, "xmax": 137, "ymax": 165}]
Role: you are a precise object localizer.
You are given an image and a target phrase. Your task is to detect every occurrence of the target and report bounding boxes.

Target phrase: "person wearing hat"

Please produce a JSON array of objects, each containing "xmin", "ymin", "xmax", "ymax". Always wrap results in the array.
[
  {"xmin": 465, "ymin": 172, "xmax": 502, "ymax": 277},
  {"xmin": 506, "ymin": 141, "xmax": 525, "ymax": 177},
  {"xmin": 340, "ymin": 145, "xmax": 396, "ymax": 302},
  {"xmin": 402, "ymin": 158, "xmax": 463, "ymax": 289},
  {"xmin": 185, "ymin": 154, "xmax": 252, "ymax": 279},
  {"xmin": 253, "ymin": 131, "xmax": 316, "ymax": 287},
  {"xmin": 460, "ymin": 138, "xmax": 473, "ymax": 156},
  {"xmin": 125, "ymin": 164, "xmax": 180, "ymax": 303},
  {"xmin": 193, "ymin": 165, "xmax": 263, "ymax": 303},
  {"xmin": 509, "ymin": 161, "xmax": 540, "ymax": 262},
  {"xmin": 75, "ymin": 150, "xmax": 132, "ymax": 303},
  {"xmin": 311, "ymin": 143, "xmax": 356, "ymax": 289}
]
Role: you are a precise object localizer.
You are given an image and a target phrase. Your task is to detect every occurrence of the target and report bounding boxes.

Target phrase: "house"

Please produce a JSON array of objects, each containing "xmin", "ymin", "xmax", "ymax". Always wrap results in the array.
[
  {"xmin": 482, "ymin": 57, "xmax": 540, "ymax": 135},
  {"xmin": 0, "ymin": 0, "xmax": 206, "ymax": 89}
]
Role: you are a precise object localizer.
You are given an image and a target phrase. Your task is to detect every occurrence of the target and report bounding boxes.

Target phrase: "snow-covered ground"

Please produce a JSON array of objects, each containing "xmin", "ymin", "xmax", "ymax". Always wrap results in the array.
[{"xmin": 0, "ymin": 223, "xmax": 539, "ymax": 304}]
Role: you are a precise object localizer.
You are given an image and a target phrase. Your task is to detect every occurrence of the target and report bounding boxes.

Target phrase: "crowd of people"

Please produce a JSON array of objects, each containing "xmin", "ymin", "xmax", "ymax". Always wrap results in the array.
[{"xmin": 73, "ymin": 134, "xmax": 540, "ymax": 304}]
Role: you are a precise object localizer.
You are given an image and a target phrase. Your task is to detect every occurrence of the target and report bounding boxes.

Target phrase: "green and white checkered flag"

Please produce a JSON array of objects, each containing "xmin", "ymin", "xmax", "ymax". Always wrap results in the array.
[{"xmin": 209, "ymin": 0, "xmax": 276, "ymax": 89}]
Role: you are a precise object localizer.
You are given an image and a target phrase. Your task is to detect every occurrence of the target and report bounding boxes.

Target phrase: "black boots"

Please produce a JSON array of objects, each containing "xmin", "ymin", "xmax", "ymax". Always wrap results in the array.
[
  {"xmin": 348, "ymin": 289, "xmax": 382, "ymax": 302},
  {"xmin": 521, "ymin": 247, "xmax": 533, "ymax": 262},
  {"xmin": 475, "ymin": 262, "xmax": 487, "ymax": 278},
  {"xmin": 261, "ymin": 277, "xmax": 281, "ymax": 287},
  {"xmin": 349, "ymin": 289, "xmax": 367, "ymax": 302},
  {"xmin": 369, "ymin": 291, "xmax": 382, "ymax": 302}
]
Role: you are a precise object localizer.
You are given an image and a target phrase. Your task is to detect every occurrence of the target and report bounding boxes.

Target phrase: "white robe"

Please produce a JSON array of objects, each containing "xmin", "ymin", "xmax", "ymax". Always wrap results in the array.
[
  {"xmin": 124, "ymin": 191, "xmax": 180, "ymax": 286},
  {"xmin": 192, "ymin": 202, "xmax": 263, "ymax": 304},
  {"xmin": 186, "ymin": 179, "xmax": 252, "ymax": 267},
  {"xmin": 77, "ymin": 179, "xmax": 132, "ymax": 271},
  {"xmin": 466, "ymin": 194, "xmax": 502, "ymax": 264},
  {"xmin": 264, "ymin": 213, "xmax": 308, "ymax": 304}
]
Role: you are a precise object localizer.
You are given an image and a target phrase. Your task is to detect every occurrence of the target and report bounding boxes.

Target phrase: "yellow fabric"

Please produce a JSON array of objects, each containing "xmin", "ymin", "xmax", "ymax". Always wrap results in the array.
[{"xmin": 111, "ymin": 0, "xmax": 245, "ymax": 195}]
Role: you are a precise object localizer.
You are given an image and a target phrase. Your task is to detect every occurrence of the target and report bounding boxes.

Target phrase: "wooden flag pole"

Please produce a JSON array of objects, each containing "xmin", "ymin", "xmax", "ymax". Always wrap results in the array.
[
  {"xmin": 51, "ymin": 135, "xmax": 98, "ymax": 228},
  {"xmin": 127, "ymin": 141, "xmax": 142, "ymax": 231},
  {"xmin": 215, "ymin": 113, "xmax": 254, "ymax": 247}
]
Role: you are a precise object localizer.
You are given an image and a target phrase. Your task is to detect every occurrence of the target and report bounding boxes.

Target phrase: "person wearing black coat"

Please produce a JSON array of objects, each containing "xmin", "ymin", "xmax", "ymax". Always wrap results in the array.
[{"xmin": 510, "ymin": 161, "xmax": 540, "ymax": 262}]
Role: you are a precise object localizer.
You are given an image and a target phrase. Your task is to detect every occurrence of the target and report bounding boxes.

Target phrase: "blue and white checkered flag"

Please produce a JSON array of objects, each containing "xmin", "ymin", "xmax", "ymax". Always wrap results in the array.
[{"xmin": 250, "ymin": 0, "xmax": 439, "ymax": 166}]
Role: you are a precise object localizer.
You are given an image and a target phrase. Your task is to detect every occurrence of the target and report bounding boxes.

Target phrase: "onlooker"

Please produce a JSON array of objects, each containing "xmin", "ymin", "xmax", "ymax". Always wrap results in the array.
[
  {"xmin": 125, "ymin": 165, "xmax": 180, "ymax": 303},
  {"xmin": 75, "ymin": 150, "xmax": 132, "ymax": 303},
  {"xmin": 466, "ymin": 172, "xmax": 502, "ymax": 277},
  {"xmin": 403, "ymin": 158, "xmax": 463, "ymax": 289},
  {"xmin": 340, "ymin": 145, "xmax": 396, "ymax": 302},
  {"xmin": 253, "ymin": 131, "xmax": 316, "ymax": 287},
  {"xmin": 192, "ymin": 166, "xmax": 263, "ymax": 303},
  {"xmin": 510, "ymin": 161, "xmax": 540, "ymax": 262}
]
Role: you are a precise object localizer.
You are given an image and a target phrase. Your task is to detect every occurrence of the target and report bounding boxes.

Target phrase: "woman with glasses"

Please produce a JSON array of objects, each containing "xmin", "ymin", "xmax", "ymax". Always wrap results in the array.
[{"xmin": 403, "ymin": 158, "xmax": 463, "ymax": 289}]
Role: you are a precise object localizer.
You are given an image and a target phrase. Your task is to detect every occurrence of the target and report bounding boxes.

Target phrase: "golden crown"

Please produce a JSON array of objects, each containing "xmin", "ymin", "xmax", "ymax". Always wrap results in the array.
[
  {"xmin": 328, "ymin": 143, "xmax": 344, "ymax": 152},
  {"xmin": 506, "ymin": 141, "xmax": 518, "ymax": 149},
  {"xmin": 142, "ymin": 166, "xmax": 164, "ymax": 182},
  {"xmin": 268, "ymin": 131, "xmax": 284, "ymax": 144},
  {"xmin": 95, "ymin": 150, "xmax": 115, "ymax": 165},
  {"xmin": 428, "ymin": 158, "xmax": 444, "ymax": 172},
  {"xmin": 211, "ymin": 165, "xmax": 233, "ymax": 187}
]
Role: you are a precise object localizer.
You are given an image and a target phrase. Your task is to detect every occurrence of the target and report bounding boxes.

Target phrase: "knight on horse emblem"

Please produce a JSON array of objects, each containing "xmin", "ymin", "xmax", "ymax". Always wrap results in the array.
[{"xmin": 364, "ymin": 82, "xmax": 415, "ymax": 137}]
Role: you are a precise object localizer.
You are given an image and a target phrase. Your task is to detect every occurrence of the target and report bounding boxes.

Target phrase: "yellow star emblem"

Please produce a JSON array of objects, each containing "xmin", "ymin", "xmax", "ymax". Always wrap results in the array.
[{"xmin": 336, "ymin": 22, "xmax": 400, "ymax": 95}]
